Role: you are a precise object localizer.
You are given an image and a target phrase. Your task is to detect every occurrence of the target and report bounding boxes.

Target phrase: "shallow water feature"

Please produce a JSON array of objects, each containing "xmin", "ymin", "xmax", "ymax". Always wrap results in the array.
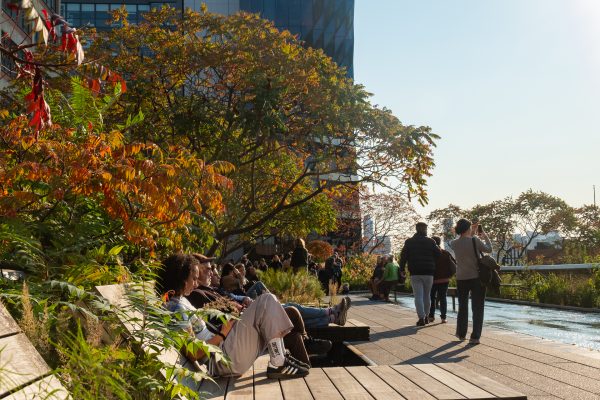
[{"xmin": 392, "ymin": 295, "xmax": 600, "ymax": 351}]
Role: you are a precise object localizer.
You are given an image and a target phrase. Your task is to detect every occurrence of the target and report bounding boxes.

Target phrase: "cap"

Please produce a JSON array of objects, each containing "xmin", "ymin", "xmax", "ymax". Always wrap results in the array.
[{"xmin": 192, "ymin": 253, "xmax": 216, "ymax": 263}]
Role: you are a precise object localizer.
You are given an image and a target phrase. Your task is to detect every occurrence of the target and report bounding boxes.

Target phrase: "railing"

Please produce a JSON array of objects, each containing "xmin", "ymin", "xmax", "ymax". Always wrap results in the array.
[{"xmin": 500, "ymin": 263, "xmax": 598, "ymax": 272}]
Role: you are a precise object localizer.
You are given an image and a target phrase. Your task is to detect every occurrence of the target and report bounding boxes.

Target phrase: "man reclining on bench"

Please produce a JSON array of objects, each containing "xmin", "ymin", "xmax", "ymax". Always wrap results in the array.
[
  {"xmin": 157, "ymin": 253, "xmax": 309, "ymax": 379},
  {"xmin": 187, "ymin": 253, "xmax": 332, "ymax": 363}
]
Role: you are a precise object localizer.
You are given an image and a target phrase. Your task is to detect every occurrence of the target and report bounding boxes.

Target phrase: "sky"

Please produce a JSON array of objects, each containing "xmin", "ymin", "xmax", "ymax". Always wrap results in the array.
[{"xmin": 354, "ymin": 0, "xmax": 600, "ymax": 217}]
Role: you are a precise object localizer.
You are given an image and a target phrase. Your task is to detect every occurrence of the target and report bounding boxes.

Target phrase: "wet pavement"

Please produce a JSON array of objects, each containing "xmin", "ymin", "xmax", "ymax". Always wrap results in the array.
[{"xmin": 392, "ymin": 295, "xmax": 600, "ymax": 351}]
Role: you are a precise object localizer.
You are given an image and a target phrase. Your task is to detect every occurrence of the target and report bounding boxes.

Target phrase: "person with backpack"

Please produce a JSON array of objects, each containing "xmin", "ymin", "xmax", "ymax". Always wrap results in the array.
[
  {"xmin": 428, "ymin": 236, "xmax": 456, "ymax": 324},
  {"xmin": 399, "ymin": 222, "xmax": 441, "ymax": 326},
  {"xmin": 449, "ymin": 218, "xmax": 493, "ymax": 345}
]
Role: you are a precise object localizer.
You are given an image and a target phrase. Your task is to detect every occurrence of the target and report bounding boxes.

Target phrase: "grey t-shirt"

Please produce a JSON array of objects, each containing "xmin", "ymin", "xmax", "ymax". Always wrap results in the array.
[{"xmin": 449, "ymin": 236, "xmax": 493, "ymax": 281}]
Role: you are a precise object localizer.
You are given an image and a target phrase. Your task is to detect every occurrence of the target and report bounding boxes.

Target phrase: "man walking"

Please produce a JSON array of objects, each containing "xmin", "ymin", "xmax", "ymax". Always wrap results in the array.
[{"xmin": 400, "ymin": 222, "xmax": 441, "ymax": 326}]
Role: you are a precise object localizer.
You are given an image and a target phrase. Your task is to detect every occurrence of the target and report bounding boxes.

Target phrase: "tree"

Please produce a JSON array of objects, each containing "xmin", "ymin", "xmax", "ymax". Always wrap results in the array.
[
  {"xmin": 426, "ymin": 204, "xmax": 465, "ymax": 241},
  {"xmin": 306, "ymin": 240, "xmax": 334, "ymax": 263},
  {"xmin": 428, "ymin": 190, "xmax": 577, "ymax": 264},
  {"xmin": 470, "ymin": 198, "xmax": 516, "ymax": 263},
  {"xmin": 511, "ymin": 190, "xmax": 576, "ymax": 260},
  {"xmin": 88, "ymin": 8, "xmax": 438, "ymax": 257},
  {"xmin": 360, "ymin": 188, "xmax": 420, "ymax": 254},
  {"xmin": 572, "ymin": 204, "xmax": 600, "ymax": 254}
]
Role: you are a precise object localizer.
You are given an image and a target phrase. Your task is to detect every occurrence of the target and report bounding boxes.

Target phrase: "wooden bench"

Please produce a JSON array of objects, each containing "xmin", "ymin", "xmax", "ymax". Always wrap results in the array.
[
  {"xmin": 95, "ymin": 283, "xmax": 208, "ymax": 394},
  {"xmin": 0, "ymin": 303, "xmax": 70, "ymax": 399},
  {"xmin": 306, "ymin": 319, "xmax": 370, "ymax": 342}
]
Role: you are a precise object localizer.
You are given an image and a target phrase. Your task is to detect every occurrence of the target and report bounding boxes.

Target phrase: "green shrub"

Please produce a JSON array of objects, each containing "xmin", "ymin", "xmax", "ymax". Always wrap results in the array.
[
  {"xmin": 259, "ymin": 269, "xmax": 325, "ymax": 304},
  {"xmin": 342, "ymin": 254, "xmax": 377, "ymax": 289}
]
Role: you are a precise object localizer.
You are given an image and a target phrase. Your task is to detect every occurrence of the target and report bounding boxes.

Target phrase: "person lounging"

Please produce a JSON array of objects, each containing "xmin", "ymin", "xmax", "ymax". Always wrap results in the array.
[
  {"xmin": 157, "ymin": 253, "xmax": 309, "ymax": 379},
  {"xmin": 186, "ymin": 254, "xmax": 331, "ymax": 362}
]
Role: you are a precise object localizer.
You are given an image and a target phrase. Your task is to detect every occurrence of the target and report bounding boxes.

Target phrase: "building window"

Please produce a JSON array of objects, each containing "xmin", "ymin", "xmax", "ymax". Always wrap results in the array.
[{"xmin": 1, "ymin": 32, "xmax": 18, "ymax": 78}]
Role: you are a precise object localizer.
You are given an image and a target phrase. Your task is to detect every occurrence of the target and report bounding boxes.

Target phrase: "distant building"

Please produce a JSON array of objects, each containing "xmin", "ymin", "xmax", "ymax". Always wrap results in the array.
[
  {"xmin": 362, "ymin": 215, "xmax": 394, "ymax": 255},
  {"xmin": 1, "ymin": 0, "xmax": 60, "ymax": 87}
]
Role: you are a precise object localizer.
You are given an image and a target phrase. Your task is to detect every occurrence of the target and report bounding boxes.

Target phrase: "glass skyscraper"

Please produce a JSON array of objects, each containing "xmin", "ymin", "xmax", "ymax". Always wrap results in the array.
[
  {"xmin": 201, "ymin": 0, "xmax": 353, "ymax": 77},
  {"xmin": 238, "ymin": 0, "xmax": 354, "ymax": 78},
  {"xmin": 61, "ymin": 0, "xmax": 355, "ymax": 78}
]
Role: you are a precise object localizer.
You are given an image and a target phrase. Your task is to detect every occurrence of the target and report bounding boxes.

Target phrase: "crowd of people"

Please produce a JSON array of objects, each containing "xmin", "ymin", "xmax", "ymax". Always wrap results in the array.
[
  {"xmin": 368, "ymin": 219, "xmax": 497, "ymax": 345},
  {"xmin": 155, "ymin": 218, "xmax": 496, "ymax": 381},
  {"xmin": 155, "ymin": 249, "xmax": 351, "ymax": 380}
]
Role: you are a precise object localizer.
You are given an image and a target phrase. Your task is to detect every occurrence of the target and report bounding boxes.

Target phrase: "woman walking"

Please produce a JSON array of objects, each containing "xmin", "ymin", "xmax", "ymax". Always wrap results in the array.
[{"xmin": 449, "ymin": 219, "xmax": 492, "ymax": 345}]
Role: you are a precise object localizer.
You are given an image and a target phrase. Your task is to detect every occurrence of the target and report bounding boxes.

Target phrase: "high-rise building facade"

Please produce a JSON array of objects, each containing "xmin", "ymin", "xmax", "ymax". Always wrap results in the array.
[
  {"xmin": 200, "ymin": 0, "xmax": 353, "ymax": 78},
  {"xmin": 238, "ymin": 0, "xmax": 354, "ymax": 78},
  {"xmin": 59, "ymin": 0, "xmax": 354, "ymax": 78},
  {"xmin": 1, "ymin": 0, "xmax": 60, "ymax": 86}
]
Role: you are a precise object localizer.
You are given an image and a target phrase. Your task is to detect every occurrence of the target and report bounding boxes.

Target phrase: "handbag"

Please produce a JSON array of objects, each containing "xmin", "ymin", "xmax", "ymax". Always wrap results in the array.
[
  {"xmin": 471, "ymin": 238, "xmax": 501, "ymax": 290},
  {"xmin": 445, "ymin": 251, "xmax": 457, "ymax": 277}
]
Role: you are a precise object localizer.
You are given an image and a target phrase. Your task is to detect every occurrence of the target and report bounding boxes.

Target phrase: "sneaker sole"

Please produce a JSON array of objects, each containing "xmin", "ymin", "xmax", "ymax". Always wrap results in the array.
[{"xmin": 267, "ymin": 370, "xmax": 309, "ymax": 379}]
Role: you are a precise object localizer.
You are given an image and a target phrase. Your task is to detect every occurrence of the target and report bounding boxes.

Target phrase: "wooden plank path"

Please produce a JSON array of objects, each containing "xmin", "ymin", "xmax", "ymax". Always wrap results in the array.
[
  {"xmin": 345, "ymin": 295, "xmax": 600, "ymax": 400},
  {"xmin": 198, "ymin": 354, "xmax": 526, "ymax": 400},
  {"xmin": 0, "ymin": 303, "xmax": 69, "ymax": 399}
]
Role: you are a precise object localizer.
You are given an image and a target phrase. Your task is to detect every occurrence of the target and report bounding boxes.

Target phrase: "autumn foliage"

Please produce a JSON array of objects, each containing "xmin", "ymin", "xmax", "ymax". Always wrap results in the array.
[{"xmin": 0, "ymin": 114, "xmax": 230, "ymax": 251}]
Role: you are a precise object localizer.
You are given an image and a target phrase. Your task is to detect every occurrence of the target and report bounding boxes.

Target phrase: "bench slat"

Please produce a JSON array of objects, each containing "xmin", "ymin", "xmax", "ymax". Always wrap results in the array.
[
  {"xmin": 368, "ymin": 365, "xmax": 435, "ymax": 400},
  {"xmin": 436, "ymin": 363, "xmax": 527, "ymax": 400},
  {"xmin": 345, "ymin": 366, "xmax": 404, "ymax": 400},
  {"xmin": 3, "ymin": 375, "xmax": 69, "ymax": 400},
  {"xmin": 323, "ymin": 366, "xmax": 374, "ymax": 400},
  {"xmin": 392, "ymin": 364, "xmax": 465, "ymax": 400},
  {"xmin": 0, "ymin": 303, "xmax": 20, "ymax": 337},
  {"xmin": 414, "ymin": 364, "xmax": 493, "ymax": 399},
  {"xmin": 0, "ymin": 333, "xmax": 51, "ymax": 397}
]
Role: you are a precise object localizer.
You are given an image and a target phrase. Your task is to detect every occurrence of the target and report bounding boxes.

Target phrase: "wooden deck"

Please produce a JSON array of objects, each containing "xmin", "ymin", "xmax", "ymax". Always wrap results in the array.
[
  {"xmin": 346, "ymin": 296, "xmax": 600, "ymax": 400},
  {"xmin": 199, "ymin": 354, "xmax": 527, "ymax": 400},
  {"xmin": 0, "ymin": 303, "xmax": 69, "ymax": 400}
]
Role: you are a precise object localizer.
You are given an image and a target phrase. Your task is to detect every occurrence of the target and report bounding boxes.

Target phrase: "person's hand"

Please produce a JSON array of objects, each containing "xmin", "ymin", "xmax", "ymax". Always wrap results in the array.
[
  {"xmin": 242, "ymin": 296, "xmax": 253, "ymax": 307},
  {"xmin": 220, "ymin": 319, "xmax": 236, "ymax": 337}
]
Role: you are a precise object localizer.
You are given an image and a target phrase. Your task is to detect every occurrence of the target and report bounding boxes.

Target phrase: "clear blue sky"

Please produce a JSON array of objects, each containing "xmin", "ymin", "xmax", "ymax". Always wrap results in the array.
[{"xmin": 354, "ymin": 0, "xmax": 600, "ymax": 216}]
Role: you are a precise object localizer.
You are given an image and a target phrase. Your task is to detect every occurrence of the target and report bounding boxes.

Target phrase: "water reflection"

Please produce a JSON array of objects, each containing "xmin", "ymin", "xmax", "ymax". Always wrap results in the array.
[{"xmin": 392, "ymin": 295, "xmax": 600, "ymax": 351}]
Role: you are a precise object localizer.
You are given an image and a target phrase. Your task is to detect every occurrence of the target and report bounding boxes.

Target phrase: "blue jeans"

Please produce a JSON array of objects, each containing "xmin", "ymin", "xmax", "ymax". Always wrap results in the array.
[
  {"xmin": 410, "ymin": 275, "xmax": 433, "ymax": 319},
  {"xmin": 429, "ymin": 282, "xmax": 449, "ymax": 319},
  {"xmin": 246, "ymin": 281, "xmax": 269, "ymax": 299},
  {"xmin": 283, "ymin": 302, "xmax": 329, "ymax": 329}
]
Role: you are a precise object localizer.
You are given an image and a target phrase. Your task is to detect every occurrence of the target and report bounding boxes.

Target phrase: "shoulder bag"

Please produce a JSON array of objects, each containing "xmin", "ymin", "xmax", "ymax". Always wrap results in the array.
[{"xmin": 471, "ymin": 238, "xmax": 501, "ymax": 290}]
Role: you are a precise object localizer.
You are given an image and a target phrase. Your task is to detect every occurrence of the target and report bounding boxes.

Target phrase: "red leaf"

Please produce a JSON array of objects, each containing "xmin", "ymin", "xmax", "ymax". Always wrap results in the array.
[
  {"xmin": 29, "ymin": 111, "xmax": 41, "ymax": 128},
  {"xmin": 88, "ymin": 121, "xmax": 93, "ymax": 131}
]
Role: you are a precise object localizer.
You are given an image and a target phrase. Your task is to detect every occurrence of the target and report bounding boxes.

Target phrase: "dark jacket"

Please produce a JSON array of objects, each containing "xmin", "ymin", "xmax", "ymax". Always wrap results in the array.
[
  {"xmin": 290, "ymin": 246, "xmax": 309, "ymax": 270},
  {"xmin": 399, "ymin": 233, "xmax": 441, "ymax": 276}
]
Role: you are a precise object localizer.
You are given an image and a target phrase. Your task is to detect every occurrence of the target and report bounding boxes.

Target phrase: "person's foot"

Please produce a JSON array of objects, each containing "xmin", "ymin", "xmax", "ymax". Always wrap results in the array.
[
  {"xmin": 441, "ymin": 318, "xmax": 447, "ymax": 324},
  {"xmin": 427, "ymin": 316, "xmax": 435, "ymax": 323},
  {"xmin": 284, "ymin": 350, "xmax": 311, "ymax": 369},
  {"xmin": 416, "ymin": 318, "xmax": 426, "ymax": 326},
  {"xmin": 267, "ymin": 356, "xmax": 309, "ymax": 379},
  {"xmin": 423, "ymin": 316, "xmax": 429, "ymax": 325},
  {"xmin": 304, "ymin": 337, "xmax": 332, "ymax": 356},
  {"xmin": 468, "ymin": 338, "xmax": 480, "ymax": 345},
  {"xmin": 455, "ymin": 334, "xmax": 466, "ymax": 341},
  {"xmin": 334, "ymin": 297, "xmax": 350, "ymax": 326}
]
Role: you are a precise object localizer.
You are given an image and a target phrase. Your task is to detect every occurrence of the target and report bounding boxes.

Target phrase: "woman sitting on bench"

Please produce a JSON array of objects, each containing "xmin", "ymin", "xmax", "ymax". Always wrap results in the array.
[{"xmin": 157, "ymin": 253, "xmax": 310, "ymax": 379}]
